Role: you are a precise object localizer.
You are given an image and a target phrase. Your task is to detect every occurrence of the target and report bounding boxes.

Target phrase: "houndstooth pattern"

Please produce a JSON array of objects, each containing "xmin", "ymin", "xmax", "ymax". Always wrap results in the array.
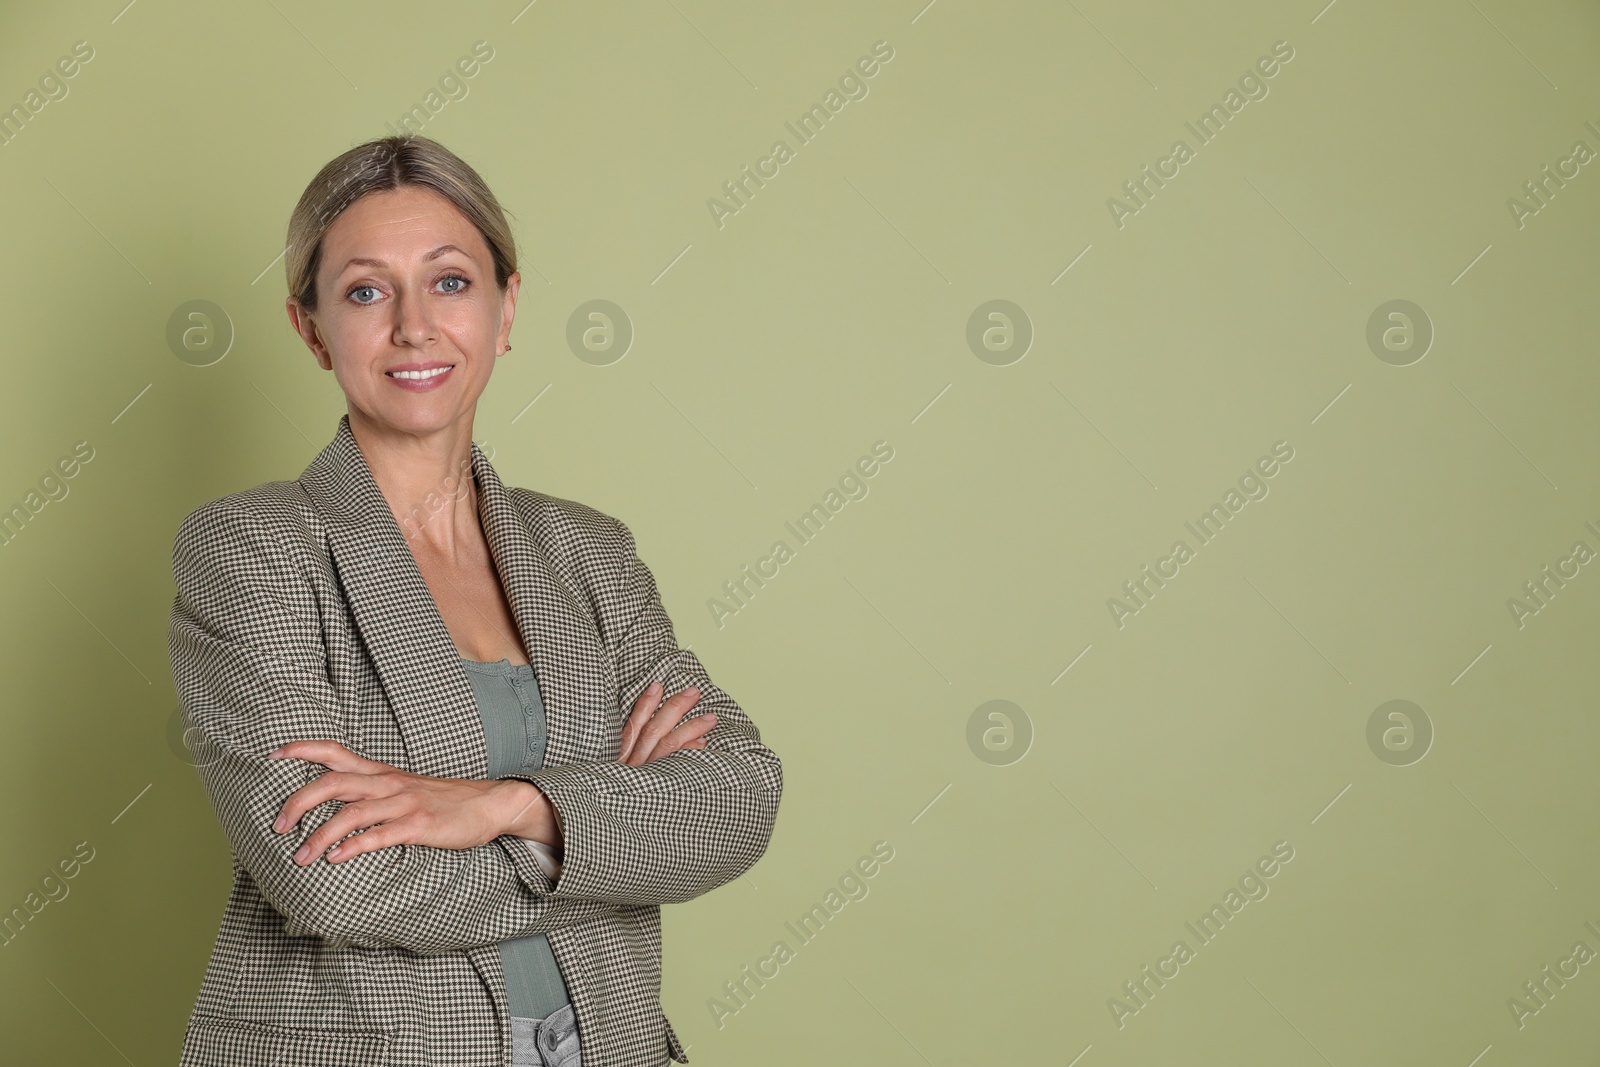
[{"xmin": 168, "ymin": 413, "xmax": 783, "ymax": 1066}]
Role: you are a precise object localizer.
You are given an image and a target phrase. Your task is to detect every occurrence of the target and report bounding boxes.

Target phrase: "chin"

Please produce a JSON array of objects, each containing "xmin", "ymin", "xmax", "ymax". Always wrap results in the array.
[{"xmin": 353, "ymin": 402, "xmax": 464, "ymax": 439}]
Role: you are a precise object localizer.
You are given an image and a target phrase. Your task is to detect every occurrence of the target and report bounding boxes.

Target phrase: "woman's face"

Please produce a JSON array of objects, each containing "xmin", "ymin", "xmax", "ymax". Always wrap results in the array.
[{"xmin": 288, "ymin": 184, "xmax": 519, "ymax": 443}]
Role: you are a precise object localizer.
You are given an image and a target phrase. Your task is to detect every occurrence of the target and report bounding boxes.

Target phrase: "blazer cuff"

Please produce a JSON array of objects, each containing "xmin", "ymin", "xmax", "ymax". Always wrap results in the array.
[
  {"xmin": 494, "ymin": 767, "xmax": 592, "ymax": 895},
  {"xmin": 518, "ymin": 838, "xmax": 563, "ymax": 882},
  {"xmin": 496, "ymin": 764, "xmax": 618, "ymax": 900}
]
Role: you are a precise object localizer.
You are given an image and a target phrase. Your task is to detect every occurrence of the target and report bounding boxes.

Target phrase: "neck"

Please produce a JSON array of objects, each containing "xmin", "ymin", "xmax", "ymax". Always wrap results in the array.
[{"xmin": 346, "ymin": 408, "xmax": 481, "ymax": 555}]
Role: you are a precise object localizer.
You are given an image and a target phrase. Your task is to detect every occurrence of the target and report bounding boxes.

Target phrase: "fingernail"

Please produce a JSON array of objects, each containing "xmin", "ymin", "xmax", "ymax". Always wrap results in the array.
[
  {"xmin": 294, "ymin": 845, "xmax": 310, "ymax": 864},
  {"xmin": 273, "ymin": 817, "xmax": 284, "ymax": 833}
]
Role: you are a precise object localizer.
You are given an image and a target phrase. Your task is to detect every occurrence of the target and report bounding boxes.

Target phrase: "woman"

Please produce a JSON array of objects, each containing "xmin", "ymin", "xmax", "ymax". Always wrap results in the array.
[{"xmin": 167, "ymin": 134, "xmax": 783, "ymax": 1067}]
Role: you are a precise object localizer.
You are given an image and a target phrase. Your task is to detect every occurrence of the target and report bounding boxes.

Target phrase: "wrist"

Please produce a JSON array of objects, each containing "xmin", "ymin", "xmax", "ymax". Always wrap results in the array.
[{"xmin": 494, "ymin": 778, "xmax": 552, "ymax": 842}]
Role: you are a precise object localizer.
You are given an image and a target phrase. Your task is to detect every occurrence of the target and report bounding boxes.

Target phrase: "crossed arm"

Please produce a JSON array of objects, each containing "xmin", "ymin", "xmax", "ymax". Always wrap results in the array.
[
  {"xmin": 262, "ymin": 674, "xmax": 714, "ymax": 871},
  {"xmin": 169, "ymin": 502, "xmax": 783, "ymax": 956}
]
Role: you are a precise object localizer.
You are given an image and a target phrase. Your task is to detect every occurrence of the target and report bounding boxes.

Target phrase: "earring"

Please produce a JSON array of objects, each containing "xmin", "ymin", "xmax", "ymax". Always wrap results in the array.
[{"xmin": 502, "ymin": 344, "xmax": 513, "ymax": 353}]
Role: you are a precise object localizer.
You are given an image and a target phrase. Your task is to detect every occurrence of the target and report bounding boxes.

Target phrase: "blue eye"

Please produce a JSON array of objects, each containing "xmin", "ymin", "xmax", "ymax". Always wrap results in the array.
[{"xmin": 346, "ymin": 273, "xmax": 470, "ymax": 305}]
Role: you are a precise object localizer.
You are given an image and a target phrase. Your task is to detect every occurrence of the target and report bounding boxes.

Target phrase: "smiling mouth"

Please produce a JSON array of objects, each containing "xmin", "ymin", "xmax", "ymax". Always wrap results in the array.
[{"xmin": 386, "ymin": 365, "xmax": 455, "ymax": 380}]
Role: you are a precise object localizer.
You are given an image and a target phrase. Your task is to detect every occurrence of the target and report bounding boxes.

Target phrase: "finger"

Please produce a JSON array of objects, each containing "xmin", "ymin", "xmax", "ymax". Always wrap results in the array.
[
  {"xmin": 657, "ymin": 736, "xmax": 707, "ymax": 757},
  {"xmin": 634, "ymin": 686, "xmax": 700, "ymax": 759},
  {"xmin": 618, "ymin": 682, "xmax": 662, "ymax": 763},
  {"xmin": 268, "ymin": 740, "xmax": 380, "ymax": 775},
  {"xmin": 629, "ymin": 711, "xmax": 716, "ymax": 766},
  {"xmin": 621, "ymin": 682, "xmax": 670, "ymax": 760},
  {"xmin": 273, "ymin": 769, "xmax": 391, "ymax": 835},
  {"xmin": 325, "ymin": 818, "xmax": 418, "ymax": 864},
  {"xmin": 670, "ymin": 712, "xmax": 718, "ymax": 745},
  {"xmin": 630, "ymin": 689, "xmax": 702, "ymax": 765},
  {"xmin": 292, "ymin": 796, "xmax": 410, "ymax": 866},
  {"xmin": 619, "ymin": 687, "xmax": 649, "ymax": 763},
  {"xmin": 653, "ymin": 712, "xmax": 718, "ymax": 759}
]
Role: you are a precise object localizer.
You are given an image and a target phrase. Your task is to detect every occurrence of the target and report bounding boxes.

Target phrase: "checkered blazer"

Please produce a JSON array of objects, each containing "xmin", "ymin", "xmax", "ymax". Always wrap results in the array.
[{"xmin": 168, "ymin": 413, "xmax": 783, "ymax": 1066}]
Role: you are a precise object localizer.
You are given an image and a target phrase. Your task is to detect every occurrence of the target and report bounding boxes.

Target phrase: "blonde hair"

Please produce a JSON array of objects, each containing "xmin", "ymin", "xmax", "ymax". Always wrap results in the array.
[{"xmin": 284, "ymin": 134, "xmax": 517, "ymax": 313}]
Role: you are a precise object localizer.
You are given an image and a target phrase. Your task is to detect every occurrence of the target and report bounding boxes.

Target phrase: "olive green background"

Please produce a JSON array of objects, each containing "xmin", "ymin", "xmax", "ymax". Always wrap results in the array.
[{"xmin": 2, "ymin": 0, "xmax": 1597, "ymax": 1063}]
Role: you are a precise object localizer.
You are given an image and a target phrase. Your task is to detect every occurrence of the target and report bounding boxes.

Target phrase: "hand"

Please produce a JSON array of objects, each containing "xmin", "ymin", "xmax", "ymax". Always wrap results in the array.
[
  {"xmin": 266, "ymin": 741, "xmax": 555, "ymax": 865},
  {"xmin": 619, "ymin": 682, "xmax": 716, "ymax": 766}
]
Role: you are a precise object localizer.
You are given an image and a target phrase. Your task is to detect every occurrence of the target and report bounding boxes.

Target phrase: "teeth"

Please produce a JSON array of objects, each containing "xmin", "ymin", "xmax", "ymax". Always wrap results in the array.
[{"xmin": 389, "ymin": 366, "xmax": 452, "ymax": 380}]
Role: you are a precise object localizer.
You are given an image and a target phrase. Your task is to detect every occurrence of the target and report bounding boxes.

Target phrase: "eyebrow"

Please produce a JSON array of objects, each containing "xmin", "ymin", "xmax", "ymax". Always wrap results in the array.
[{"xmin": 336, "ymin": 244, "xmax": 471, "ymax": 273}]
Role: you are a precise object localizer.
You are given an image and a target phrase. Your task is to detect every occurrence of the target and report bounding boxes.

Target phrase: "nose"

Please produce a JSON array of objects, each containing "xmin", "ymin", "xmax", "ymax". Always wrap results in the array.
[{"xmin": 391, "ymin": 288, "xmax": 438, "ymax": 348}]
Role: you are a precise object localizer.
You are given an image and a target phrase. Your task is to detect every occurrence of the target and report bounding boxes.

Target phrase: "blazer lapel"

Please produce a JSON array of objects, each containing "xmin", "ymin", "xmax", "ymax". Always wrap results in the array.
[
  {"xmin": 298, "ymin": 414, "xmax": 610, "ymax": 778},
  {"xmin": 470, "ymin": 430, "xmax": 615, "ymax": 768}
]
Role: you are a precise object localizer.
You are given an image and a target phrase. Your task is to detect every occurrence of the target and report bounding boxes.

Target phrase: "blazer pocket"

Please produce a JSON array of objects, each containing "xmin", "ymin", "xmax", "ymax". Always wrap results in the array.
[{"xmin": 182, "ymin": 1014, "xmax": 393, "ymax": 1067}]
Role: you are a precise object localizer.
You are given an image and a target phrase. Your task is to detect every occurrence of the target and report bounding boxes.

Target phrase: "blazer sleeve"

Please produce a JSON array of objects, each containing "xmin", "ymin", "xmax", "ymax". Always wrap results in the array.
[
  {"xmin": 169, "ymin": 500, "xmax": 619, "ymax": 956},
  {"xmin": 494, "ymin": 515, "xmax": 783, "ymax": 906}
]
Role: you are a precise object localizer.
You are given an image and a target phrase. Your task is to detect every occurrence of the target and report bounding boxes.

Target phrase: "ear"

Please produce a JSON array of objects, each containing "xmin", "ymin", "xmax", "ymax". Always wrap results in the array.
[
  {"xmin": 496, "ymin": 271, "xmax": 521, "ymax": 354},
  {"xmin": 286, "ymin": 297, "xmax": 333, "ymax": 370}
]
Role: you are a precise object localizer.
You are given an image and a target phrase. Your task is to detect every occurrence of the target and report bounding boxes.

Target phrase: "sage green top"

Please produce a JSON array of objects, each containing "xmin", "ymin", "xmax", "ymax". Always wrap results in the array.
[{"xmin": 459, "ymin": 655, "xmax": 572, "ymax": 1021}]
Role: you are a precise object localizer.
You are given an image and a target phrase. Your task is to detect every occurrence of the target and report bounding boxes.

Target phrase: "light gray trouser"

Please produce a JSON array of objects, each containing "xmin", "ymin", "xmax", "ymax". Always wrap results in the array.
[{"xmin": 511, "ymin": 1002, "xmax": 582, "ymax": 1066}]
